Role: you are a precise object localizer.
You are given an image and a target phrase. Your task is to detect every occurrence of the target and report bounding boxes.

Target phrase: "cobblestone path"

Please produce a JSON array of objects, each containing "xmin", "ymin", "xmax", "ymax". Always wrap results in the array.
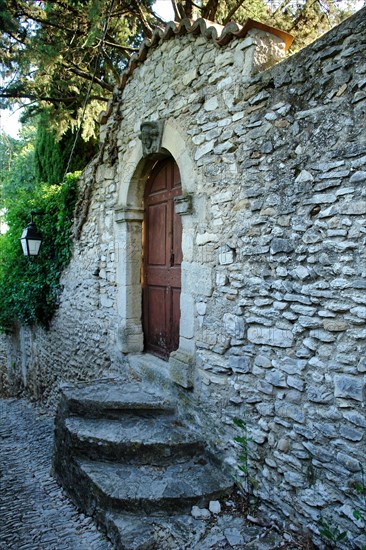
[{"xmin": 0, "ymin": 398, "xmax": 112, "ymax": 550}]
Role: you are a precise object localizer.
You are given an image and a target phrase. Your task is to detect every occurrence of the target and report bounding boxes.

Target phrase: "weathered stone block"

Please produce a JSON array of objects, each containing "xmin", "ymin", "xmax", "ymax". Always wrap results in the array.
[
  {"xmin": 223, "ymin": 314, "xmax": 246, "ymax": 339},
  {"xmin": 334, "ymin": 375, "xmax": 365, "ymax": 402},
  {"xmin": 174, "ymin": 194, "xmax": 193, "ymax": 215},
  {"xmin": 182, "ymin": 68, "xmax": 197, "ymax": 85},
  {"xmin": 257, "ymin": 379, "xmax": 273, "ymax": 395},
  {"xmin": 349, "ymin": 170, "xmax": 366, "ymax": 183},
  {"xmin": 265, "ymin": 370, "xmax": 287, "ymax": 387},
  {"xmin": 287, "ymin": 376, "xmax": 305, "ymax": 391},
  {"xmin": 229, "ymin": 355, "xmax": 250, "ymax": 373},
  {"xmin": 307, "ymin": 386, "xmax": 333, "ymax": 404},
  {"xmin": 270, "ymin": 238, "xmax": 295, "ymax": 255},
  {"xmin": 254, "ymin": 355, "xmax": 271, "ymax": 369},
  {"xmin": 182, "ymin": 262, "xmax": 213, "ymax": 296},
  {"xmin": 194, "ymin": 140, "xmax": 215, "ymax": 160},
  {"xmin": 338, "ymin": 201, "xmax": 366, "ymax": 215},
  {"xmin": 336, "ymin": 452, "xmax": 362, "ymax": 473},
  {"xmin": 284, "ymin": 471, "xmax": 305, "ymax": 488},
  {"xmin": 322, "ymin": 320, "xmax": 348, "ymax": 332},
  {"xmin": 247, "ymin": 326, "xmax": 293, "ymax": 348},
  {"xmin": 339, "ymin": 425, "xmax": 363, "ymax": 441},
  {"xmin": 169, "ymin": 350, "xmax": 194, "ymax": 389},
  {"xmin": 275, "ymin": 403, "xmax": 305, "ymax": 424},
  {"xmin": 219, "ymin": 247, "xmax": 235, "ymax": 265}
]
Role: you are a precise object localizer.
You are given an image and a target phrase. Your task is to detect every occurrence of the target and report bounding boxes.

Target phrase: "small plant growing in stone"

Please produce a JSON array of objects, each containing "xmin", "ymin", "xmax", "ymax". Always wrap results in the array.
[
  {"xmin": 233, "ymin": 417, "xmax": 258, "ymax": 512},
  {"xmin": 318, "ymin": 516, "xmax": 347, "ymax": 548},
  {"xmin": 350, "ymin": 464, "xmax": 366, "ymax": 550}
]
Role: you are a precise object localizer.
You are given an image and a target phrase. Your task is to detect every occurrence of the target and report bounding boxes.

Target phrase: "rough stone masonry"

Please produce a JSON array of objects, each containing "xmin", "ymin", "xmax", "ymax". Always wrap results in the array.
[{"xmin": 1, "ymin": 8, "xmax": 365, "ymax": 548}]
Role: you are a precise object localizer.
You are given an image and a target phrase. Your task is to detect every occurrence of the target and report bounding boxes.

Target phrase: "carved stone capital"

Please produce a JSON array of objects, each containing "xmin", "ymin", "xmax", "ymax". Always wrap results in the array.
[
  {"xmin": 115, "ymin": 207, "xmax": 144, "ymax": 224},
  {"xmin": 139, "ymin": 120, "xmax": 164, "ymax": 157}
]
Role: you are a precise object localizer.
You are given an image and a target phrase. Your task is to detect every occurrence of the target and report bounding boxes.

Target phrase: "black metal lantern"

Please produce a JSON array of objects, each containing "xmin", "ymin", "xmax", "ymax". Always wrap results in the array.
[{"xmin": 20, "ymin": 212, "xmax": 43, "ymax": 257}]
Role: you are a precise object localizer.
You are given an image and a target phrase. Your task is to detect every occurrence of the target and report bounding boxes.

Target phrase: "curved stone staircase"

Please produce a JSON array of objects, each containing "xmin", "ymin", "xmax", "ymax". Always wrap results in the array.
[{"xmin": 52, "ymin": 381, "xmax": 233, "ymax": 549}]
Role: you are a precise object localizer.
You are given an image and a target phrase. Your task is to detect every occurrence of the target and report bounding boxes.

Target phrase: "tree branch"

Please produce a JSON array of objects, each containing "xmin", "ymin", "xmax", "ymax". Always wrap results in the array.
[
  {"xmin": 0, "ymin": 91, "xmax": 108, "ymax": 103},
  {"xmin": 201, "ymin": 0, "xmax": 220, "ymax": 21},
  {"xmin": 16, "ymin": 9, "xmax": 81, "ymax": 36},
  {"xmin": 104, "ymin": 37, "xmax": 138, "ymax": 53},
  {"xmin": 170, "ymin": 0, "xmax": 186, "ymax": 21},
  {"xmin": 62, "ymin": 63, "xmax": 114, "ymax": 92},
  {"xmin": 101, "ymin": 49, "xmax": 125, "ymax": 79},
  {"xmin": 130, "ymin": 1, "xmax": 153, "ymax": 38},
  {"xmin": 223, "ymin": 0, "xmax": 247, "ymax": 24},
  {"xmin": 139, "ymin": 2, "xmax": 168, "ymax": 26},
  {"xmin": 272, "ymin": 0, "xmax": 297, "ymax": 16}
]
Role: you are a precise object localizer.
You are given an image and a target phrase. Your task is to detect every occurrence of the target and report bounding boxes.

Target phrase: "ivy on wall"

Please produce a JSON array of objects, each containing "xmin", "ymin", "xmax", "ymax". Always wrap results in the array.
[{"xmin": 0, "ymin": 173, "xmax": 80, "ymax": 331}]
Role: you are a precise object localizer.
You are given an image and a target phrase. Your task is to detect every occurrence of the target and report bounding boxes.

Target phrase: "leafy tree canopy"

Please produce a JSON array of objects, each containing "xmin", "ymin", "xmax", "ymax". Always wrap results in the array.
[
  {"xmin": 0, "ymin": 0, "xmax": 359, "ymax": 140},
  {"xmin": 0, "ymin": 0, "xmax": 157, "ymax": 135}
]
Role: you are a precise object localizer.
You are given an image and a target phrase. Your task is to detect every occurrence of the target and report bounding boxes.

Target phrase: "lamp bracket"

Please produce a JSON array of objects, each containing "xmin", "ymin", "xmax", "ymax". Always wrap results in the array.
[{"xmin": 30, "ymin": 210, "xmax": 45, "ymax": 222}]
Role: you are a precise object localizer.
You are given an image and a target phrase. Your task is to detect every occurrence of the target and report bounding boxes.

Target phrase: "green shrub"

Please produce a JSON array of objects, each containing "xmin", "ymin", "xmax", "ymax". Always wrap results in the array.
[{"xmin": 0, "ymin": 172, "xmax": 79, "ymax": 330}]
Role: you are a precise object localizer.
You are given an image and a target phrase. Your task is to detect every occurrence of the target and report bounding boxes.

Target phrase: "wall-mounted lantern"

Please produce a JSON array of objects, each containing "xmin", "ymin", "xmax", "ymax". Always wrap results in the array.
[{"xmin": 20, "ymin": 211, "xmax": 44, "ymax": 257}]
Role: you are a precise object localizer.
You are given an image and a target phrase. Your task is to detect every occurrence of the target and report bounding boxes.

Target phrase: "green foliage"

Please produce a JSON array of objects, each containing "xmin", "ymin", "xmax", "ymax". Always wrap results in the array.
[
  {"xmin": 0, "ymin": 125, "xmax": 37, "ymax": 208},
  {"xmin": 0, "ymin": 0, "xmax": 156, "ymax": 137},
  {"xmin": 209, "ymin": 0, "xmax": 357, "ymax": 50},
  {"xmin": 318, "ymin": 516, "xmax": 347, "ymax": 547},
  {"xmin": 233, "ymin": 416, "xmax": 259, "ymax": 511},
  {"xmin": 0, "ymin": 110, "xmax": 89, "ymax": 331},
  {"xmin": 350, "ymin": 465, "xmax": 366, "ymax": 550},
  {"xmin": 317, "ymin": 464, "xmax": 366, "ymax": 549},
  {"xmin": 34, "ymin": 111, "xmax": 97, "ymax": 185},
  {"xmin": 0, "ymin": 172, "xmax": 79, "ymax": 330}
]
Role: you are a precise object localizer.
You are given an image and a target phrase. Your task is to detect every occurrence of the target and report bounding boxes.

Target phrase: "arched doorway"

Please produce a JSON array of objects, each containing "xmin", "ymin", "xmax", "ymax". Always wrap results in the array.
[{"xmin": 142, "ymin": 158, "xmax": 182, "ymax": 359}]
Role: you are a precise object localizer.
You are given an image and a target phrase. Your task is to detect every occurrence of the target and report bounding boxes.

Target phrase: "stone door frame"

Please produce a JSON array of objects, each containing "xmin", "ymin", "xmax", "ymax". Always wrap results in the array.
[{"xmin": 114, "ymin": 119, "xmax": 197, "ymax": 388}]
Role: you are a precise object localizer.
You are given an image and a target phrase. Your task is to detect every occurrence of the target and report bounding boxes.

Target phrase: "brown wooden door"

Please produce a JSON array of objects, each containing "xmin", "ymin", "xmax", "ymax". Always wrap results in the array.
[{"xmin": 143, "ymin": 158, "xmax": 182, "ymax": 359}]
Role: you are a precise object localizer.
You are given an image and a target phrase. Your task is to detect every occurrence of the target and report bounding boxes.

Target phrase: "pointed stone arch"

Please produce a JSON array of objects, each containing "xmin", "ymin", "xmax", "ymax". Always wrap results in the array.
[{"xmin": 114, "ymin": 119, "xmax": 197, "ymax": 387}]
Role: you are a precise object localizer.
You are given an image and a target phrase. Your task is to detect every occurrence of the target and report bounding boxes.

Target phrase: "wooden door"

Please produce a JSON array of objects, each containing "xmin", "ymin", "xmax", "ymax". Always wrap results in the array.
[{"xmin": 143, "ymin": 158, "xmax": 182, "ymax": 359}]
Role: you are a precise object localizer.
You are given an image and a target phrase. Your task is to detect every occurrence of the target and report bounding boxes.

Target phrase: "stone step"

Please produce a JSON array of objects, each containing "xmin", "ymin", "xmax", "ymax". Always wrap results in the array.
[
  {"xmin": 103, "ymin": 512, "xmax": 159, "ymax": 550},
  {"xmin": 103, "ymin": 511, "xmax": 200, "ymax": 550},
  {"xmin": 64, "ymin": 414, "xmax": 204, "ymax": 463},
  {"xmin": 53, "ymin": 379, "xmax": 234, "ymax": 547},
  {"xmin": 76, "ymin": 457, "xmax": 233, "ymax": 515},
  {"xmin": 102, "ymin": 509, "xmax": 293, "ymax": 550},
  {"xmin": 59, "ymin": 381, "xmax": 175, "ymax": 419},
  {"xmin": 128, "ymin": 354, "xmax": 173, "ymax": 393}
]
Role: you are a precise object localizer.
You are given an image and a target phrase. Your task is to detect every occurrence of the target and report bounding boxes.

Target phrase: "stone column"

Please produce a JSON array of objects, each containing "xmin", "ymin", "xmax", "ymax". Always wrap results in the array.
[
  {"xmin": 169, "ymin": 194, "xmax": 196, "ymax": 389},
  {"xmin": 115, "ymin": 207, "xmax": 144, "ymax": 353}
]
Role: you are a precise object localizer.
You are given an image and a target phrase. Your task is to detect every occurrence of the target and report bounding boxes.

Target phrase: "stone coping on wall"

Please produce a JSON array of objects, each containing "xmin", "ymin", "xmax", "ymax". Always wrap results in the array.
[{"xmin": 99, "ymin": 17, "xmax": 293, "ymax": 125}]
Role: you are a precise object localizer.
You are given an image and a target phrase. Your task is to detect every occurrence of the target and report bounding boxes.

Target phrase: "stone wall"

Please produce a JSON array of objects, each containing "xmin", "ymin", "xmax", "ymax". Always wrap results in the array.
[
  {"xmin": 0, "ymin": 333, "xmax": 10, "ymax": 395},
  {"xmin": 4, "ymin": 9, "xmax": 366, "ymax": 546}
]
